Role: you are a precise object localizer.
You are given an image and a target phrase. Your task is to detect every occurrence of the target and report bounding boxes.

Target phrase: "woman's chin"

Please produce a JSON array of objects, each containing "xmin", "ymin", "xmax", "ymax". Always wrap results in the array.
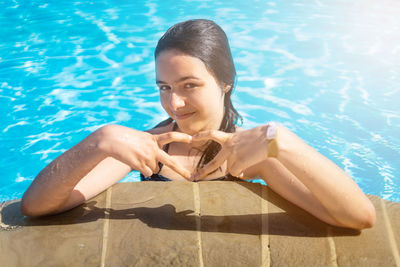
[
  {"xmin": 176, "ymin": 119, "xmax": 221, "ymax": 136},
  {"xmin": 175, "ymin": 122, "xmax": 200, "ymax": 135},
  {"xmin": 178, "ymin": 125, "xmax": 197, "ymax": 136}
]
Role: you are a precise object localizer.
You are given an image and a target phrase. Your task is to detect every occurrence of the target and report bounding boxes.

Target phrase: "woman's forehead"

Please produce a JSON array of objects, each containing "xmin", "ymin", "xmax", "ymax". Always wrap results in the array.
[
  {"xmin": 155, "ymin": 50, "xmax": 212, "ymax": 82},
  {"xmin": 156, "ymin": 75, "xmax": 201, "ymax": 85}
]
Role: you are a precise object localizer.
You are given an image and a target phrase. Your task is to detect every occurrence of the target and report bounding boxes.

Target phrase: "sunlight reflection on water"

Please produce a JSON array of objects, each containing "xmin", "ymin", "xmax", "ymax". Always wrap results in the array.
[{"xmin": 0, "ymin": 0, "xmax": 399, "ymax": 202}]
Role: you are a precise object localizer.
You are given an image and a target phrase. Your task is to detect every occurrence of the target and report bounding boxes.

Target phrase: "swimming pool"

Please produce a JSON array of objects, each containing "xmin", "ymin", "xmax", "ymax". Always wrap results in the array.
[{"xmin": 1, "ymin": 0, "xmax": 399, "ymax": 203}]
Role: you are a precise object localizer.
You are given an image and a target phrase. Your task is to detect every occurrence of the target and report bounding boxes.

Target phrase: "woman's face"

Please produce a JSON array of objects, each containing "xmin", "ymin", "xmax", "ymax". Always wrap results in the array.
[{"xmin": 156, "ymin": 50, "xmax": 226, "ymax": 135}]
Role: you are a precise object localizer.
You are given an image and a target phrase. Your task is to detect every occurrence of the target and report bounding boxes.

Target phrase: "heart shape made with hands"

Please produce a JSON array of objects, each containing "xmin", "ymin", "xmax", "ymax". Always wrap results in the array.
[
  {"xmin": 153, "ymin": 130, "xmax": 234, "ymax": 181},
  {"xmin": 155, "ymin": 126, "xmax": 271, "ymax": 182}
]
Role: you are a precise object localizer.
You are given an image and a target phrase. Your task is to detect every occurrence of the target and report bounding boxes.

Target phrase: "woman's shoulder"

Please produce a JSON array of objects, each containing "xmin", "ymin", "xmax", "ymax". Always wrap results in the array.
[{"xmin": 235, "ymin": 125, "xmax": 245, "ymax": 132}]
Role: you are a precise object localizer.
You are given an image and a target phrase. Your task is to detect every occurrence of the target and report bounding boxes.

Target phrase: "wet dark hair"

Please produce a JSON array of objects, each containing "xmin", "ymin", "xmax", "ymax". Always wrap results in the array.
[{"xmin": 154, "ymin": 19, "xmax": 242, "ymax": 171}]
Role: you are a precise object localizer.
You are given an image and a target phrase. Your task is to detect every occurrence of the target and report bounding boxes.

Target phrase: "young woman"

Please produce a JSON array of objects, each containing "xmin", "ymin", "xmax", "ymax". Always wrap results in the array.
[{"xmin": 21, "ymin": 19, "xmax": 376, "ymax": 230}]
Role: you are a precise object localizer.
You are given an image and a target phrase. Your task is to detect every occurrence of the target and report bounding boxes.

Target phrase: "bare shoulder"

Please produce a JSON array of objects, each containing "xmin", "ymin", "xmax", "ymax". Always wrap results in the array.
[{"xmin": 235, "ymin": 125, "xmax": 246, "ymax": 132}]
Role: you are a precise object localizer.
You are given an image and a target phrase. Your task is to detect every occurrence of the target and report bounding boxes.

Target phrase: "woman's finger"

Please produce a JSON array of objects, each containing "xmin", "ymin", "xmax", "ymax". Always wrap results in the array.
[
  {"xmin": 192, "ymin": 130, "xmax": 231, "ymax": 145},
  {"xmin": 227, "ymin": 157, "xmax": 251, "ymax": 179},
  {"xmin": 153, "ymin": 163, "xmax": 160, "ymax": 174},
  {"xmin": 140, "ymin": 165, "xmax": 154, "ymax": 178},
  {"xmin": 157, "ymin": 150, "xmax": 191, "ymax": 180},
  {"xmin": 228, "ymin": 160, "xmax": 245, "ymax": 178},
  {"xmin": 147, "ymin": 159, "xmax": 159, "ymax": 174},
  {"xmin": 156, "ymin": 132, "xmax": 193, "ymax": 147},
  {"xmin": 140, "ymin": 153, "xmax": 159, "ymax": 174},
  {"xmin": 192, "ymin": 149, "xmax": 228, "ymax": 180}
]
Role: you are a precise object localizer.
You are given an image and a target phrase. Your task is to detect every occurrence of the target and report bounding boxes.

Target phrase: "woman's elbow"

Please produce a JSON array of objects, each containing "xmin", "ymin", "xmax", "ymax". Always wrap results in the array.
[
  {"xmin": 359, "ymin": 204, "xmax": 376, "ymax": 229},
  {"xmin": 330, "ymin": 200, "xmax": 376, "ymax": 230},
  {"xmin": 20, "ymin": 196, "xmax": 58, "ymax": 217},
  {"xmin": 347, "ymin": 202, "xmax": 376, "ymax": 230},
  {"xmin": 20, "ymin": 198, "xmax": 41, "ymax": 217}
]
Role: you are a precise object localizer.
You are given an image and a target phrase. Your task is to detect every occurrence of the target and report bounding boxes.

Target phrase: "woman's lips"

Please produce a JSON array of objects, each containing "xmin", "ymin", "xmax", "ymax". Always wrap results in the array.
[{"xmin": 174, "ymin": 112, "xmax": 195, "ymax": 120}]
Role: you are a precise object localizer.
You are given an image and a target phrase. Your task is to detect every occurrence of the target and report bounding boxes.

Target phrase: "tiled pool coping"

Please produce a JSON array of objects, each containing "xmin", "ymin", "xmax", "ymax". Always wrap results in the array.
[{"xmin": 1, "ymin": 181, "xmax": 399, "ymax": 266}]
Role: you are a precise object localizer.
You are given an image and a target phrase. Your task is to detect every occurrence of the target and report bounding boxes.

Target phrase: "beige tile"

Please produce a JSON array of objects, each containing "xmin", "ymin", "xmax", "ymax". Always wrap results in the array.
[
  {"xmin": 1, "ymin": 182, "xmax": 399, "ymax": 267},
  {"xmin": 198, "ymin": 181, "xmax": 262, "ymax": 267},
  {"xmin": 267, "ymin": 188, "xmax": 333, "ymax": 266},
  {"xmin": 0, "ymin": 192, "xmax": 106, "ymax": 267},
  {"xmin": 332, "ymin": 195, "xmax": 397, "ymax": 266},
  {"xmin": 105, "ymin": 181, "xmax": 200, "ymax": 266}
]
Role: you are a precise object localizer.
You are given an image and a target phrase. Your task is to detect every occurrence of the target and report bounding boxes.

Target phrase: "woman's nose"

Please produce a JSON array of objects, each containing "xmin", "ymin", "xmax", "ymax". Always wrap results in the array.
[{"xmin": 170, "ymin": 92, "xmax": 186, "ymax": 110}]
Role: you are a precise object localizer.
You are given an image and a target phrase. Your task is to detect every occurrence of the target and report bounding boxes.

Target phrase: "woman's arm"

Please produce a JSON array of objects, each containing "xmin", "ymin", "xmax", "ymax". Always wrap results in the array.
[
  {"xmin": 192, "ymin": 125, "xmax": 376, "ymax": 230},
  {"xmin": 21, "ymin": 126, "xmax": 132, "ymax": 217},
  {"xmin": 268, "ymin": 125, "xmax": 376, "ymax": 229},
  {"xmin": 21, "ymin": 124, "xmax": 192, "ymax": 217}
]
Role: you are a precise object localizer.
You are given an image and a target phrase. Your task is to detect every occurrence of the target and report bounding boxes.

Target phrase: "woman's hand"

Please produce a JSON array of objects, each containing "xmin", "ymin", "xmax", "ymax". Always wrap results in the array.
[
  {"xmin": 97, "ymin": 124, "xmax": 192, "ymax": 179},
  {"xmin": 191, "ymin": 125, "xmax": 271, "ymax": 180}
]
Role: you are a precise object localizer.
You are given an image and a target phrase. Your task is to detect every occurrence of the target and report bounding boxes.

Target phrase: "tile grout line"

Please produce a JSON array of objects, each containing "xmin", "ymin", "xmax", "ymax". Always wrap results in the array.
[
  {"xmin": 327, "ymin": 227, "xmax": 338, "ymax": 267},
  {"xmin": 380, "ymin": 198, "xmax": 400, "ymax": 266},
  {"xmin": 100, "ymin": 187, "xmax": 113, "ymax": 267},
  {"xmin": 193, "ymin": 182, "xmax": 204, "ymax": 267},
  {"xmin": 261, "ymin": 185, "xmax": 270, "ymax": 267}
]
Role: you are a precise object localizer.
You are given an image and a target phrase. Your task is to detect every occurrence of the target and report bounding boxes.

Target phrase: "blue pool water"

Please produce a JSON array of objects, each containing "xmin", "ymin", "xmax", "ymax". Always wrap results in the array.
[{"xmin": 1, "ymin": 0, "xmax": 399, "ymax": 203}]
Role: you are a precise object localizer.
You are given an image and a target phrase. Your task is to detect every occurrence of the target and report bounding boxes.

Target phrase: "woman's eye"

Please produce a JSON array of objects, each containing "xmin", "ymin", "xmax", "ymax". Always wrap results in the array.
[
  {"xmin": 159, "ymin": 85, "xmax": 171, "ymax": 91},
  {"xmin": 184, "ymin": 83, "xmax": 196, "ymax": 89}
]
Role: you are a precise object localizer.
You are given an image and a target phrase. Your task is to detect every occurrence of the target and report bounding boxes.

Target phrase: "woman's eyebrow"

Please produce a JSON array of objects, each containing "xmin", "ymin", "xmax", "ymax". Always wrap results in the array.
[{"xmin": 156, "ymin": 76, "xmax": 201, "ymax": 85}]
